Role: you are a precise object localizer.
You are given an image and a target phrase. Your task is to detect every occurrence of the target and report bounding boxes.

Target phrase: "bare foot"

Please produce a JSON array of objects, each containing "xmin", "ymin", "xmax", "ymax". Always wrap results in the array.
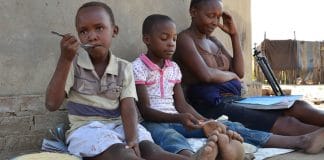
[
  {"xmin": 226, "ymin": 130, "xmax": 244, "ymax": 143},
  {"xmin": 202, "ymin": 120, "xmax": 226, "ymax": 137},
  {"xmin": 303, "ymin": 128, "xmax": 324, "ymax": 154},
  {"xmin": 217, "ymin": 133, "xmax": 244, "ymax": 160},
  {"xmin": 191, "ymin": 134, "xmax": 218, "ymax": 160},
  {"xmin": 202, "ymin": 120, "xmax": 244, "ymax": 143}
]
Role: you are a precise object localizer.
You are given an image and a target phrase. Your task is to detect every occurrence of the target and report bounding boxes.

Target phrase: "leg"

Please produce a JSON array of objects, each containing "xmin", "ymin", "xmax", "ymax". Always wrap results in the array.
[
  {"xmin": 139, "ymin": 140, "xmax": 188, "ymax": 160},
  {"xmin": 179, "ymin": 123, "xmax": 243, "ymax": 160},
  {"xmin": 221, "ymin": 101, "xmax": 321, "ymax": 136},
  {"xmin": 223, "ymin": 121, "xmax": 270, "ymax": 148},
  {"xmin": 264, "ymin": 128, "xmax": 324, "ymax": 154},
  {"xmin": 84, "ymin": 143, "xmax": 144, "ymax": 160},
  {"xmin": 271, "ymin": 116, "xmax": 320, "ymax": 135},
  {"xmin": 284, "ymin": 100, "xmax": 324, "ymax": 126},
  {"xmin": 142, "ymin": 122, "xmax": 195, "ymax": 157},
  {"xmin": 139, "ymin": 138, "xmax": 219, "ymax": 160}
]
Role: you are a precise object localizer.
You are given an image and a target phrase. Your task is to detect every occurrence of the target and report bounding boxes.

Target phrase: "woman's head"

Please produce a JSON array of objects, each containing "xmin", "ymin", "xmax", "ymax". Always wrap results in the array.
[{"xmin": 190, "ymin": 0, "xmax": 223, "ymax": 35}]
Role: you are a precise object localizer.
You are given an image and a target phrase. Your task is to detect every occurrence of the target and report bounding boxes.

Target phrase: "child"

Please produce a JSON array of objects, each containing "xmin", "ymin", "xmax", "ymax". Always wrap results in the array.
[
  {"xmin": 174, "ymin": 0, "xmax": 324, "ymax": 154},
  {"xmin": 45, "ymin": 2, "xmax": 219, "ymax": 160},
  {"xmin": 133, "ymin": 14, "xmax": 245, "ymax": 160}
]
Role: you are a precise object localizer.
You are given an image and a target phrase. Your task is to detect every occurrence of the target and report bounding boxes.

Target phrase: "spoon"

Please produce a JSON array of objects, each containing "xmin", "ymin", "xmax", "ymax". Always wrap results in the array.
[{"xmin": 50, "ymin": 31, "xmax": 94, "ymax": 49}]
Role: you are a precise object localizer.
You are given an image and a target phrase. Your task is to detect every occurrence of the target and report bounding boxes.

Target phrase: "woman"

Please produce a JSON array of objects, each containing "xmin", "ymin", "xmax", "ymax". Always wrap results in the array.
[{"xmin": 174, "ymin": 0, "xmax": 324, "ymax": 136}]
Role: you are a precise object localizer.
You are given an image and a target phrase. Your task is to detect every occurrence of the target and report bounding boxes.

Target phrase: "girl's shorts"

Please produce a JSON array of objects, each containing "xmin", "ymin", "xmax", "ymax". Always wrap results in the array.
[{"xmin": 66, "ymin": 121, "xmax": 153, "ymax": 157}]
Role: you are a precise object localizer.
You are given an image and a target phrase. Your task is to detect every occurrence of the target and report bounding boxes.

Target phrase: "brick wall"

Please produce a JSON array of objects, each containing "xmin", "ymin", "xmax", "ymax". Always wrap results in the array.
[{"xmin": 0, "ymin": 95, "xmax": 68, "ymax": 159}]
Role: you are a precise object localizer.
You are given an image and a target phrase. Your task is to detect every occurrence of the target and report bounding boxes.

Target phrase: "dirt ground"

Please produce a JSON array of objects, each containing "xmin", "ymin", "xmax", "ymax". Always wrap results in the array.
[{"xmin": 267, "ymin": 150, "xmax": 324, "ymax": 160}]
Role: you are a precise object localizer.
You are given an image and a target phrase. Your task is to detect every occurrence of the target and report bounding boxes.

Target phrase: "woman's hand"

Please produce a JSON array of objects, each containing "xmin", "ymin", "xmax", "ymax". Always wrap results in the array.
[
  {"xmin": 60, "ymin": 34, "xmax": 80, "ymax": 62},
  {"xmin": 217, "ymin": 11, "xmax": 238, "ymax": 36}
]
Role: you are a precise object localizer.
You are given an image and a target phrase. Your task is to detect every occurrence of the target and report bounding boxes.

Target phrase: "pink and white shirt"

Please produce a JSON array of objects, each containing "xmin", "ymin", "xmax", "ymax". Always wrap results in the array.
[{"xmin": 132, "ymin": 54, "xmax": 182, "ymax": 114}]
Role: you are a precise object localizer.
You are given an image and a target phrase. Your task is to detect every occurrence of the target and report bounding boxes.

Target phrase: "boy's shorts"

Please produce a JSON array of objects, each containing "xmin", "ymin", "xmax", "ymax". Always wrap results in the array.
[
  {"xmin": 142, "ymin": 122, "xmax": 205, "ymax": 154},
  {"xmin": 66, "ymin": 121, "xmax": 153, "ymax": 157}
]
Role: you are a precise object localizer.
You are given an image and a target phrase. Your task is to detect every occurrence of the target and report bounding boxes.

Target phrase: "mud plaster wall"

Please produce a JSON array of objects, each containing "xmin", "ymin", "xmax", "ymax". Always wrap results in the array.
[{"xmin": 0, "ymin": 0, "xmax": 251, "ymax": 158}]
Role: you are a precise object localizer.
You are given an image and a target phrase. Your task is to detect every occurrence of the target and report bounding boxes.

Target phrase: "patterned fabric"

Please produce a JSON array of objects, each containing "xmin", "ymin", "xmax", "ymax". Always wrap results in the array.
[
  {"xmin": 67, "ymin": 121, "xmax": 153, "ymax": 157},
  {"xmin": 132, "ymin": 54, "xmax": 182, "ymax": 114},
  {"xmin": 64, "ymin": 48, "xmax": 137, "ymax": 135}
]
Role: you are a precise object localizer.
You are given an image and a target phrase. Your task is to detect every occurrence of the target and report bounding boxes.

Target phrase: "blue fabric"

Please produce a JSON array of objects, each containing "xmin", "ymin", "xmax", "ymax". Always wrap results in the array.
[
  {"xmin": 66, "ymin": 101, "xmax": 120, "ymax": 118},
  {"xmin": 186, "ymin": 79, "xmax": 282, "ymax": 132},
  {"xmin": 187, "ymin": 79, "xmax": 241, "ymax": 105},
  {"xmin": 142, "ymin": 120, "xmax": 271, "ymax": 151},
  {"xmin": 222, "ymin": 120, "xmax": 271, "ymax": 147},
  {"xmin": 141, "ymin": 122, "xmax": 205, "ymax": 154}
]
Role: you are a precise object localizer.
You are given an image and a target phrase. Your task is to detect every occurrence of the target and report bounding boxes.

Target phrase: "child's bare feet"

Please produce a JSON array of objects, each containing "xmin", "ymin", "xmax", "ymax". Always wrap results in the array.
[
  {"xmin": 191, "ymin": 134, "xmax": 218, "ymax": 160},
  {"xmin": 202, "ymin": 120, "xmax": 244, "ymax": 143},
  {"xmin": 226, "ymin": 130, "xmax": 244, "ymax": 143},
  {"xmin": 202, "ymin": 120, "xmax": 227, "ymax": 137},
  {"xmin": 303, "ymin": 128, "xmax": 324, "ymax": 154},
  {"xmin": 217, "ymin": 133, "xmax": 244, "ymax": 160}
]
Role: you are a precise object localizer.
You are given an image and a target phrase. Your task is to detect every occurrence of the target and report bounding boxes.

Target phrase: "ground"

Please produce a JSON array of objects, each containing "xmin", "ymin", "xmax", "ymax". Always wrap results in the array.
[{"xmin": 268, "ymin": 151, "xmax": 324, "ymax": 160}]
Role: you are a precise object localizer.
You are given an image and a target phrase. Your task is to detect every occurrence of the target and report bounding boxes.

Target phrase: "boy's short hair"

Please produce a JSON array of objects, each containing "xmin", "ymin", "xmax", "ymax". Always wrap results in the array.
[
  {"xmin": 75, "ymin": 1, "xmax": 115, "ymax": 26},
  {"xmin": 190, "ymin": 0, "xmax": 222, "ymax": 9},
  {"xmin": 142, "ymin": 14, "xmax": 174, "ymax": 35}
]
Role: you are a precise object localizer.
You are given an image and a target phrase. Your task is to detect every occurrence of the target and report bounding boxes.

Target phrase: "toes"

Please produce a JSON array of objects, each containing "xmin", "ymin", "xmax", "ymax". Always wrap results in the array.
[
  {"xmin": 235, "ymin": 133, "xmax": 244, "ymax": 143},
  {"xmin": 217, "ymin": 133, "xmax": 230, "ymax": 147},
  {"xmin": 226, "ymin": 130, "xmax": 234, "ymax": 139}
]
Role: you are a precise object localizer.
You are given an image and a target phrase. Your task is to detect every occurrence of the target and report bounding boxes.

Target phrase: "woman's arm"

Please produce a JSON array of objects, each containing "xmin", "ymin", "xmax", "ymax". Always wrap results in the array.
[
  {"xmin": 216, "ymin": 11, "xmax": 244, "ymax": 78},
  {"xmin": 175, "ymin": 33, "xmax": 239, "ymax": 83}
]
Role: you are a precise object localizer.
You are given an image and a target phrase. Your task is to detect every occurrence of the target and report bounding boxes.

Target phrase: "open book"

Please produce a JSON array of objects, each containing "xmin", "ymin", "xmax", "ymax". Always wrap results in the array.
[{"xmin": 233, "ymin": 95, "xmax": 302, "ymax": 110}]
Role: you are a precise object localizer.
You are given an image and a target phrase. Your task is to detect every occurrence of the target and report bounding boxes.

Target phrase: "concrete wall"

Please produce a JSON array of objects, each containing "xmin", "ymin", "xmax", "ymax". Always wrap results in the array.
[{"xmin": 0, "ymin": 0, "xmax": 251, "ymax": 158}]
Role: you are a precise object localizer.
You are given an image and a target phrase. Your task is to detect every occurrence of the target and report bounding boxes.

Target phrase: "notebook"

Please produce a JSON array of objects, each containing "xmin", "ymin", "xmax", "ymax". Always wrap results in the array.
[{"xmin": 233, "ymin": 95, "xmax": 302, "ymax": 110}]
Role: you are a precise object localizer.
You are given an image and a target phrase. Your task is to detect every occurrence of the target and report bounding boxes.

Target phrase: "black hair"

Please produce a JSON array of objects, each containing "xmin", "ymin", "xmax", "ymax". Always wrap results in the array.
[
  {"xmin": 142, "ymin": 14, "xmax": 174, "ymax": 35},
  {"xmin": 190, "ymin": 0, "xmax": 222, "ymax": 9},
  {"xmin": 75, "ymin": 1, "xmax": 115, "ymax": 26}
]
